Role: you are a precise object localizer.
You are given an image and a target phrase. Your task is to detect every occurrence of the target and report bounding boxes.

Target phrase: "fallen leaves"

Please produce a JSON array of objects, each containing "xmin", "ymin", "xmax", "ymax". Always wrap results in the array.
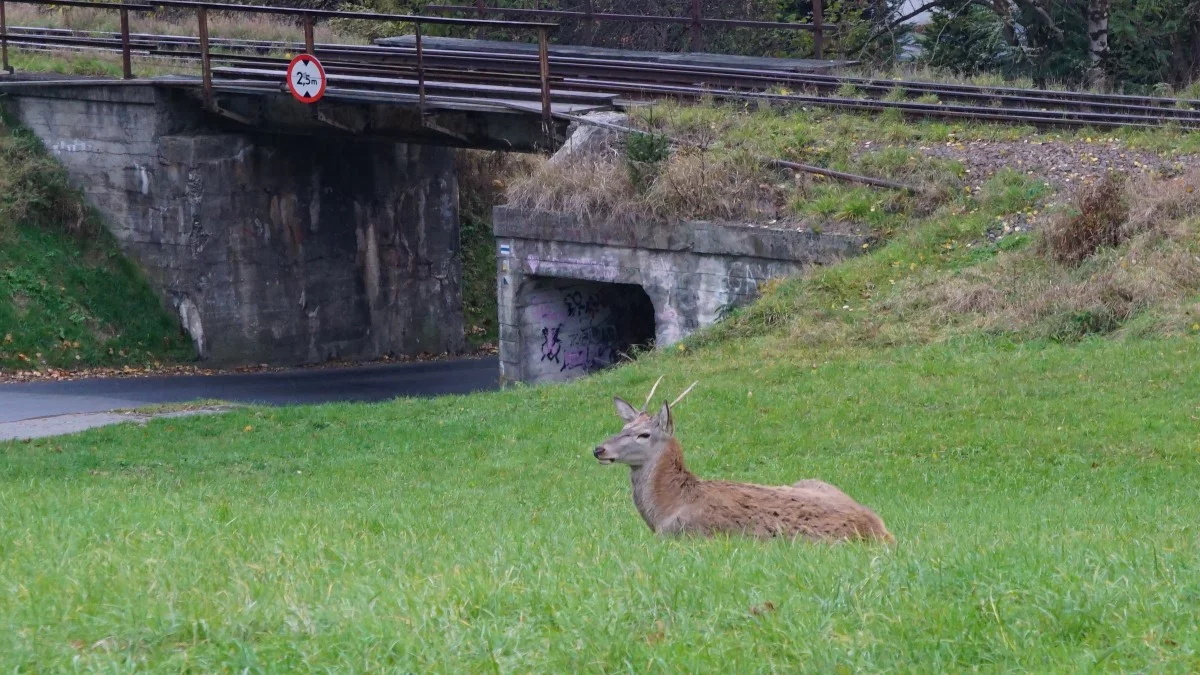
[
  {"xmin": 644, "ymin": 620, "xmax": 666, "ymax": 645},
  {"xmin": 0, "ymin": 346, "xmax": 500, "ymax": 384},
  {"xmin": 750, "ymin": 601, "xmax": 778, "ymax": 617}
]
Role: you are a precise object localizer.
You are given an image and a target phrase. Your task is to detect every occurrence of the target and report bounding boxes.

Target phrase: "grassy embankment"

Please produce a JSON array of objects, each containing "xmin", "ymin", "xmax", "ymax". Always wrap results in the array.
[
  {"xmin": 0, "ymin": 111, "xmax": 191, "ymax": 372},
  {"xmin": 3, "ymin": 101, "xmax": 1200, "ymax": 669}
]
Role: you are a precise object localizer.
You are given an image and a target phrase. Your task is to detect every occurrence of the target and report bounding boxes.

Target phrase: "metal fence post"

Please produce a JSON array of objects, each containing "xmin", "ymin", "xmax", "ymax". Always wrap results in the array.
[
  {"xmin": 583, "ymin": 0, "xmax": 594, "ymax": 44},
  {"xmin": 0, "ymin": 0, "xmax": 11, "ymax": 74},
  {"xmin": 415, "ymin": 22, "xmax": 426, "ymax": 117},
  {"xmin": 813, "ymin": 0, "xmax": 824, "ymax": 60},
  {"xmin": 689, "ymin": 0, "xmax": 703, "ymax": 52},
  {"xmin": 303, "ymin": 14, "xmax": 314, "ymax": 54},
  {"xmin": 198, "ymin": 5, "xmax": 212, "ymax": 107},
  {"xmin": 119, "ymin": 1, "xmax": 133, "ymax": 79},
  {"xmin": 537, "ymin": 26, "xmax": 551, "ymax": 149},
  {"xmin": 475, "ymin": 0, "xmax": 484, "ymax": 39}
]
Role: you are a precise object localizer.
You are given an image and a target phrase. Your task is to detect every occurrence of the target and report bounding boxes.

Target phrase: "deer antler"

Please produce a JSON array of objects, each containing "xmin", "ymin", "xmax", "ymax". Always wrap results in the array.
[
  {"xmin": 642, "ymin": 375, "xmax": 665, "ymax": 412},
  {"xmin": 670, "ymin": 381, "xmax": 699, "ymax": 407}
]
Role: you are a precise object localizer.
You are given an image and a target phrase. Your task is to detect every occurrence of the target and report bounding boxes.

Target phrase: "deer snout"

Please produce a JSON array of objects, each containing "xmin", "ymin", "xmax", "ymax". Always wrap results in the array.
[{"xmin": 594, "ymin": 445, "xmax": 615, "ymax": 464}]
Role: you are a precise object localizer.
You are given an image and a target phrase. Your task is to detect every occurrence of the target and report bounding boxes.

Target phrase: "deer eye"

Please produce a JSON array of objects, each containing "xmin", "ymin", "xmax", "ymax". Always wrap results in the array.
[{"xmin": 637, "ymin": 433, "xmax": 651, "ymax": 440}]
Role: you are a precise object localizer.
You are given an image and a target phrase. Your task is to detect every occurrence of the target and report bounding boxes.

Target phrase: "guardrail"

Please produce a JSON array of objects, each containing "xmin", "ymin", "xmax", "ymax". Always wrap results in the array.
[
  {"xmin": 424, "ymin": 0, "xmax": 833, "ymax": 59},
  {"xmin": 0, "ymin": 0, "xmax": 559, "ymax": 134}
]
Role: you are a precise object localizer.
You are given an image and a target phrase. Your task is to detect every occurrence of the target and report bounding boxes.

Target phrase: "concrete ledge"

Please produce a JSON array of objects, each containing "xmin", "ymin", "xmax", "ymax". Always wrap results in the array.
[
  {"xmin": 0, "ymin": 79, "xmax": 160, "ymax": 105},
  {"xmin": 494, "ymin": 206, "xmax": 865, "ymax": 262}
]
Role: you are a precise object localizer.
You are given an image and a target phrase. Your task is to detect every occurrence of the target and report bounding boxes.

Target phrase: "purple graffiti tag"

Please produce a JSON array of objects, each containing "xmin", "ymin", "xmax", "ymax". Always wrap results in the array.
[{"xmin": 561, "ymin": 349, "xmax": 588, "ymax": 371}]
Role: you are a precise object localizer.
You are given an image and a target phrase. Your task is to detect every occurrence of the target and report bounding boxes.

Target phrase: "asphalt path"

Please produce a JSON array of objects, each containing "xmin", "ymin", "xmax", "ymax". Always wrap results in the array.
[{"xmin": 0, "ymin": 357, "xmax": 500, "ymax": 425}]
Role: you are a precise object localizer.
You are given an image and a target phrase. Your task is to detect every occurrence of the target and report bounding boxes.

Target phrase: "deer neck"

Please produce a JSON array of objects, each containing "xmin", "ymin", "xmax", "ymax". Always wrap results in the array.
[{"xmin": 629, "ymin": 438, "xmax": 698, "ymax": 532}]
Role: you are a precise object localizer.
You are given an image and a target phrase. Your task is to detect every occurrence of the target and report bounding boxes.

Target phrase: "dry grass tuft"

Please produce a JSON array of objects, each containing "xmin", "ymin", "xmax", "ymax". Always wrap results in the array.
[
  {"xmin": 893, "ymin": 170, "xmax": 1200, "ymax": 341},
  {"xmin": 1125, "ymin": 170, "xmax": 1200, "ymax": 239},
  {"xmin": 456, "ymin": 149, "xmax": 540, "ymax": 212},
  {"xmin": 505, "ymin": 156, "xmax": 639, "ymax": 222},
  {"xmin": 506, "ymin": 147, "xmax": 783, "ymax": 224},
  {"xmin": 1041, "ymin": 173, "xmax": 1130, "ymax": 265},
  {"xmin": 641, "ymin": 148, "xmax": 780, "ymax": 222},
  {"xmin": 505, "ymin": 110, "xmax": 790, "ymax": 226},
  {"xmin": 0, "ymin": 119, "xmax": 94, "ymax": 241}
]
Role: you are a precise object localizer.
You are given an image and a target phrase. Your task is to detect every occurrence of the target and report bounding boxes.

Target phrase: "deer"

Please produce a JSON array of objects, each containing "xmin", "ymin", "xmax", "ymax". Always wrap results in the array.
[{"xmin": 592, "ymin": 377, "xmax": 895, "ymax": 544}]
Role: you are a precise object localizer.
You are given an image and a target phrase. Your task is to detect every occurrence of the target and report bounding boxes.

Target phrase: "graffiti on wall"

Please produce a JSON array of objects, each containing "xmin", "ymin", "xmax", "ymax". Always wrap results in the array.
[
  {"xmin": 540, "ymin": 323, "xmax": 563, "ymax": 365},
  {"xmin": 552, "ymin": 289, "xmax": 618, "ymax": 373},
  {"xmin": 523, "ymin": 280, "xmax": 656, "ymax": 380}
]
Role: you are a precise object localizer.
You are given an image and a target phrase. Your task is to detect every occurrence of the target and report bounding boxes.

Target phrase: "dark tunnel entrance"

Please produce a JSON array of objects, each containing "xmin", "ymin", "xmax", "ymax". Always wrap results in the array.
[{"xmin": 518, "ymin": 277, "xmax": 656, "ymax": 383}]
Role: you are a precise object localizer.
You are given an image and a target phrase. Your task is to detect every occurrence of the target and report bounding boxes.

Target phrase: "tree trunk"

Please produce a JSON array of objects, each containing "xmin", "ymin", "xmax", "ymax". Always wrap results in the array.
[{"xmin": 1087, "ymin": 0, "xmax": 1110, "ymax": 89}]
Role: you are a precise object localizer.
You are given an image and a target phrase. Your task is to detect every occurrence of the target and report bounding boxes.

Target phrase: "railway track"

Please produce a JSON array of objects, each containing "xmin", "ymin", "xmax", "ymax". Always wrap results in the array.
[{"xmin": 4, "ymin": 24, "xmax": 1200, "ymax": 130}]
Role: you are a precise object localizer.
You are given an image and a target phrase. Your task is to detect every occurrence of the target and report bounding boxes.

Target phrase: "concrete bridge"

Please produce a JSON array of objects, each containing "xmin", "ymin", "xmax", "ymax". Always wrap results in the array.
[{"xmin": 1, "ymin": 73, "xmax": 613, "ymax": 365}]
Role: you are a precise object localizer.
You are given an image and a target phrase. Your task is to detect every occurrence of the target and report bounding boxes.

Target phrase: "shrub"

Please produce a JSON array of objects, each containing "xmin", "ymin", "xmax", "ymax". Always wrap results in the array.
[
  {"xmin": 0, "ymin": 121, "xmax": 89, "ymax": 240},
  {"xmin": 624, "ymin": 131, "xmax": 671, "ymax": 193},
  {"xmin": 1041, "ymin": 174, "xmax": 1130, "ymax": 265},
  {"xmin": 1049, "ymin": 307, "xmax": 1123, "ymax": 342}
]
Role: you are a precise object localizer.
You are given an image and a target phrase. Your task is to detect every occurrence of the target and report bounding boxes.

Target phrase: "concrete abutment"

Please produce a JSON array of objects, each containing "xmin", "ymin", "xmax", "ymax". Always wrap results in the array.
[
  {"xmin": 4, "ymin": 85, "xmax": 464, "ymax": 364},
  {"xmin": 495, "ymin": 206, "xmax": 866, "ymax": 385}
]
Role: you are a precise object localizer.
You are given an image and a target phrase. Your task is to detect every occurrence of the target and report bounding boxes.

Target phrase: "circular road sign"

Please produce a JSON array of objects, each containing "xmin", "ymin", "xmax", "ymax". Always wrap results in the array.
[{"xmin": 286, "ymin": 54, "xmax": 326, "ymax": 104}]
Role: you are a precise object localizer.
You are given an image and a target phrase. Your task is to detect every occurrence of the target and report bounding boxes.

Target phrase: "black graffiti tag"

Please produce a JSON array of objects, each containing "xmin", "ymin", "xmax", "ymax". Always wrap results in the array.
[
  {"xmin": 540, "ymin": 324, "xmax": 563, "ymax": 364},
  {"xmin": 564, "ymin": 291, "xmax": 605, "ymax": 320}
]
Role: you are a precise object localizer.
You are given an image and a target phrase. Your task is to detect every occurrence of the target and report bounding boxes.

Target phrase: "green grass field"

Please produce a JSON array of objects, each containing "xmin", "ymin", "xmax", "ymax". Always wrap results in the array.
[
  {"xmin": 4, "ymin": 97, "xmax": 1200, "ymax": 669},
  {"xmin": 2, "ymin": 336, "xmax": 1200, "ymax": 670}
]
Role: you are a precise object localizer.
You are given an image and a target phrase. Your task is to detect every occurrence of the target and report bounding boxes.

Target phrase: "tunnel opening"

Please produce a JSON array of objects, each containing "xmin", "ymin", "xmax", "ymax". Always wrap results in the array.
[{"xmin": 518, "ymin": 277, "xmax": 656, "ymax": 383}]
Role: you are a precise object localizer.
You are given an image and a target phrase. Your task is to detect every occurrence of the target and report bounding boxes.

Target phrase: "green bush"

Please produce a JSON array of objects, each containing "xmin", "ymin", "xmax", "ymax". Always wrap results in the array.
[
  {"xmin": 0, "ymin": 122, "xmax": 88, "ymax": 241},
  {"xmin": 624, "ymin": 131, "xmax": 671, "ymax": 192}
]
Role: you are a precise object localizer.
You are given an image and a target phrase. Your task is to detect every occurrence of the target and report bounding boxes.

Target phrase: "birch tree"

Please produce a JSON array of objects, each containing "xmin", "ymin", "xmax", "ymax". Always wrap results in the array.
[{"xmin": 1087, "ymin": 0, "xmax": 1110, "ymax": 88}]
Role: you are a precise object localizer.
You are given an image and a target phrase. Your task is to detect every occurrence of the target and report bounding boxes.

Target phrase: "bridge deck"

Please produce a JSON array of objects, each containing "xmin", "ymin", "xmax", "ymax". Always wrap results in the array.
[
  {"xmin": 0, "ymin": 72, "xmax": 616, "ymax": 116},
  {"xmin": 0, "ymin": 73, "xmax": 606, "ymax": 151},
  {"xmin": 207, "ymin": 67, "xmax": 615, "ymax": 114}
]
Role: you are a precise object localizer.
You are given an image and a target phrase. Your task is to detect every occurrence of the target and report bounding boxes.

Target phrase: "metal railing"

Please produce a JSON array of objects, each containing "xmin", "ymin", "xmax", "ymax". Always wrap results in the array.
[
  {"xmin": 0, "ymin": 0, "xmax": 559, "ymax": 134},
  {"xmin": 425, "ymin": 0, "xmax": 832, "ymax": 58}
]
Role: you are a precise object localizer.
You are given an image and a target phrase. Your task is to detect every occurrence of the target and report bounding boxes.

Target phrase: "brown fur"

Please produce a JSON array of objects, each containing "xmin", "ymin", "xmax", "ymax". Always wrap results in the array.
[
  {"xmin": 595, "ymin": 397, "xmax": 894, "ymax": 544},
  {"xmin": 633, "ymin": 440, "xmax": 893, "ymax": 542}
]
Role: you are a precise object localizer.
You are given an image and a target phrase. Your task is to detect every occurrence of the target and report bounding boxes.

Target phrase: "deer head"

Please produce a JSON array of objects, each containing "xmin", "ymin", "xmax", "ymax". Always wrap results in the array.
[{"xmin": 593, "ymin": 377, "xmax": 697, "ymax": 468}]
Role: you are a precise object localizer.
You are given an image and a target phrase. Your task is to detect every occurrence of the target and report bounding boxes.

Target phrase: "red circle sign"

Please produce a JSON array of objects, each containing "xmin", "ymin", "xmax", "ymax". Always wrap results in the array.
[{"xmin": 286, "ymin": 54, "xmax": 326, "ymax": 104}]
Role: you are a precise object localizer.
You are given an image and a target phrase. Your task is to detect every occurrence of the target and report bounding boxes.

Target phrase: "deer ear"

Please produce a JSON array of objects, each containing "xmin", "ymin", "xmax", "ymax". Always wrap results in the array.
[
  {"xmin": 653, "ymin": 401, "xmax": 674, "ymax": 434},
  {"xmin": 613, "ymin": 397, "xmax": 640, "ymax": 422}
]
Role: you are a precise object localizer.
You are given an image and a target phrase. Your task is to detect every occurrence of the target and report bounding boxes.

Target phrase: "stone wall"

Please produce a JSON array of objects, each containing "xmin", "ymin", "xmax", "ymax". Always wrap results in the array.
[
  {"xmin": 495, "ymin": 207, "xmax": 865, "ymax": 384},
  {"xmin": 5, "ymin": 85, "xmax": 463, "ymax": 364}
]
